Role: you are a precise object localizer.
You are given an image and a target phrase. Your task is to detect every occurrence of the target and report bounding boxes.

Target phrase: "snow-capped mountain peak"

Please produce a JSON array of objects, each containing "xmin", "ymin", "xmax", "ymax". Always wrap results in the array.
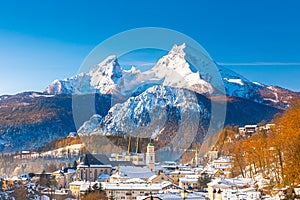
[
  {"xmin": 89, "ymin": 55, "xmax": 120, "ymax": 77},
  {"xmin": 167, "ymin": 43, "xmax": 186, "ymax": 59},
  {"xmin": 88, "ymin": 55, "xmax": 122, "ymax": 94},
  {"xmin": 45, "ymin": 55, "xmax": 122, "ymax": 95},
  {"xmin": 44, "ymin": 43, "xmax": 293, "ymax": 108},
  {"xmin": 146, "ymin": 43, "xmax": 214, "ymax": 95},
  {"xmin": 45, "ymin": 43, "xmax": 214, "ymax": 96}
]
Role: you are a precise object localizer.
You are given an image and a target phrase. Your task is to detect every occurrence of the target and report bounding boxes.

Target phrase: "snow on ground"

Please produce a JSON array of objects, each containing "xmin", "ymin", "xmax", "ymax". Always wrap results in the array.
[
  {"xmin": 40, "ymin": 144, "xmax": 82, "ymax": 157},
  {"xmin": 253, "ymin": 81, "xmax": 263, "ymax": 86},
  {"xmin": 224, "ymin": 78, "xmax": 244, "ymax": 85},
  {"xmin": 30, "ymin": 93, "xmax": 55, "ymax": 98}
]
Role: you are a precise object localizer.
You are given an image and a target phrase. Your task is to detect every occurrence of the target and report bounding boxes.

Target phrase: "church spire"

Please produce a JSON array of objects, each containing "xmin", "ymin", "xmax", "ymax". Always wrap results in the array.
[
  {"xmin": 127, "ymin": 136, "xmax": 132, "ymax": 154},
  {"xmin": 136, "ymin": 137, "xmax": 140, "ymax": 154}
]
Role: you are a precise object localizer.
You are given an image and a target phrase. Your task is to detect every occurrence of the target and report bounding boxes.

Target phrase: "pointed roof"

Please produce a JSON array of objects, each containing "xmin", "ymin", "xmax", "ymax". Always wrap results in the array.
[{"xmin": 79, "ymin": 153, "xmax": 111, "ymax": 166}]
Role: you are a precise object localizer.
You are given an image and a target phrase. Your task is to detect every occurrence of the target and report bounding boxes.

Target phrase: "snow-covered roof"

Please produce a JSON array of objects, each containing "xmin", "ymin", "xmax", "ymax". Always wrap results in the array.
[
  {"xmin": 102, "ymin": 183, "xmax": 162, "ymax": 191},
  {"xmin": 10, "ymin": 176, "xmax": 21, "ymax": 181},
  {"xmin": 111, "ymin": 166, "xmax": 154, "ymax": 179},
  {"xmin": 207, "ymin": 179, "xmax": 236, "ymax": 188},
  {"xmin": 170, "ymin": 170, "xmax": 195, "ymax": 175},
  {"xmin": 98, "ymin": 173, "xmax": 110, "ymax": 179},
  {"xmin": 66, "ymin": 169, "xmax": 76, "ymax": 174},
  {"xmin": 53, "ymin": 170, "xmax": 64, "ymax": 174},
  {"xmin": 208, "ymin": 178, "xmax": 252, "ymax": 188},
  {"xmin": 244, "ymin": 125, "xmax": 257, "ymax": 128},
  {"xmin": 77, "ymin": 164, "xmax": 112, "ymax": 168},
  {"xmin": 69, "ymin": 181, "xmax": 97, "ymax": 192},
  {"xmin": 213, "ymin": 157, "xmax": 232, "ymax": 163},
  {"xmin": 137, "ymin": 191, "xmax": 206, "ymax": 200},
  {"xmin": 294, "ymin": 188, "xmax": 300, "ymax": 195},
  {"xmin": 125, "ymin": 178, "xmax": 146, "ymax": 183},
  {"xmin": 179, "ymin": 178, "xmax": 199, "ymax": 183},
  {"xmin": 148, "ymin": 174, "xmax": 157, "ymax": 181}
]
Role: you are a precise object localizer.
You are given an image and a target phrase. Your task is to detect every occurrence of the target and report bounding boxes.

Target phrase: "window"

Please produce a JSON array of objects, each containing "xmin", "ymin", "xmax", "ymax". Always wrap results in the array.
[{"xmin": 94, "ymin": 169, "xmax": 97, "ymax": 181}]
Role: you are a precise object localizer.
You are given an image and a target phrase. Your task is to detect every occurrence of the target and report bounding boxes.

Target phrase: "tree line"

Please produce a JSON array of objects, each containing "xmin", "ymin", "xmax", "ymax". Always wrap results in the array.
[{"xmin": 216, "ymin": 100, "xmax": 300, "ymax": 190}]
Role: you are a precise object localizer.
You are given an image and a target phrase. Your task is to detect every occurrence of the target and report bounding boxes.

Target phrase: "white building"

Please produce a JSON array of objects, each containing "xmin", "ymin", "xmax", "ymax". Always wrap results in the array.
[
  {"xmin": 111, "ymin": 153, "xmax": 145, "ymax": 166},
  {"xmin": 110, "ymin": 166, "xmax": 154, "ymax": 183},
  {"xmin": 239, "ymin": 125, "xmax": 257, "ymax": 136},
  {"xmin": 179, "ymin": 174, "xmax": 200, "ymax": 190},
  {"xmin": 212, "ymin": 157, "xmax": 233, "ymax": 169},
  {"xmin": 207, "ymin": 178, "xmax": 260, "ymax": 200},
  {"xmin": 146, "ymin": 143, "xmax": 155, "ymax": 172},
  {"xmin": 102, "ymin": 182, "xmax": 180, "ymax": 200}
]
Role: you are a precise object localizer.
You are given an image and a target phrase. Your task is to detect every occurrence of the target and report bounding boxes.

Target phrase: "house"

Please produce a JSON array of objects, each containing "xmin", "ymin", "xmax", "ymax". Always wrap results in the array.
[
  {"xmin": 258, "ymin": 123, "xmax": 275, "ymax": 131},
  {"xmin": 207, "ymin": 150, "xmax": 219, "ymax": 161},
  {"xmin": 213, "ymin": 169, "xmax": 225, "ymax": 178},
  {"xmin": 102, "ymin": 182, "xmax": 161, "ymax": 200},
  {"xmin": 112, "ymin": 153, "xmax": 146, "ymax": 166},
  {"xmin": 207, "ymin": 178, "xmax": 259, "ymax": 200},
  {"xmin": 69, "ymin": 181, "xmax": 97, "ymax": 197},
  {"xmin": 102, "ymin": 182, "xmax": 180, "ymax": 200},
  {"xmin": 170, "ymin": 170, "xmax": 195, "ymax": 185},
  {"xmin": 148, "ymin": 170, "xmax": 174, "ymax": 184},
  {"xmin": 179, "ymin": 175, "xmax": 200, "ymax": 190},
  {"xmin": 110, "ymin": 166, "xmax": 154, "ymax": 183},
  {"xmin": 212, "ymin": 157, "xmax": 233, "ymax": 177},
  {"xmin": 76, "ymin": 153, "xmax": 112, "ymax": 182},
  {"xmin": 239, "ymin": 125, "xmax": 257, "ymax": 137},
  {"xmin": 294, "ymin": 187, "xmax": 300, "ymax": 198},
  {"xmin": 137, "ymin": 192, "xmax": 206, "ymax": 200},
  {"xmin": 53, "ymin": 168, "xmax": 76, "ymax": 189}
]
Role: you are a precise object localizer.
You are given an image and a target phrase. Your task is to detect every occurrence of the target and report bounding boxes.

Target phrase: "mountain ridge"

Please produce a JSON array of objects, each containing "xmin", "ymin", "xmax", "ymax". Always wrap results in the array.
[{"xmin": 0, "ymin": 43, "xmax": 298, "ymax": 152}]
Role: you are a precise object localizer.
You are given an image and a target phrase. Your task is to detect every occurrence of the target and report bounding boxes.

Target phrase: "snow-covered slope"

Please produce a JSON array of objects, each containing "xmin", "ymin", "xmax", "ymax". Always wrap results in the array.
[
  {"xmin": 217, "ymin": 65, "xmax": 299, "ymax": 108},
  {"xmin": 44, "ymin": 79, "xmax": 74, "ymax": 95},
  {"xmin": 78, "ymin": 85, "xmax": 205, "ymax": 137},
  {"xmin": 77, "ymin": 114, "xmax": 103, "ymax": 135},
  {"xmin": 218, "ymin": 66, "xmax": 261, "ymax": 101},
  {"xmin": 143, "ymin": 44, "xmax": 213, "ymax": 95},
  {"xmin": 45, "ymin": 55, "xmax": 122, "ymax": 95}
]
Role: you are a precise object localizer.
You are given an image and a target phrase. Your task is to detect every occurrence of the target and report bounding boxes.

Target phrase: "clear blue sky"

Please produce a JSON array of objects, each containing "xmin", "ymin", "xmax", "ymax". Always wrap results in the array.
[{"xmin": 0, "ymin": 0, "xmax": 300, "ymax": 94}]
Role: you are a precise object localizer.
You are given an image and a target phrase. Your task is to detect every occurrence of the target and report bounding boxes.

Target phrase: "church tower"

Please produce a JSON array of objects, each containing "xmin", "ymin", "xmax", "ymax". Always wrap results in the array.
[
  {"xmin": 146, "ymin": 143, "xmax": 155, "ymax": 172},
  {"xmin": 127, "ymin": 136, "xmax": 132, "ymax": 154}
]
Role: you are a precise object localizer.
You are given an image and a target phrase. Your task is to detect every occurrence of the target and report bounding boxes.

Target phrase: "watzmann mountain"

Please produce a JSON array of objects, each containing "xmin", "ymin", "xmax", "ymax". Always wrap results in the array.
[{"xmin": 0, "ymin": 44, "xmax": 299, "ymax": 152}]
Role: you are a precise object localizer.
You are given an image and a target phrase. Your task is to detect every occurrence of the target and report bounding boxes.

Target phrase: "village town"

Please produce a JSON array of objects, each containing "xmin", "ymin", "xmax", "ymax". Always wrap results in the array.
[{"xmin": 1, "ymin": 123, "xmax": 299, "ymax": 200}]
